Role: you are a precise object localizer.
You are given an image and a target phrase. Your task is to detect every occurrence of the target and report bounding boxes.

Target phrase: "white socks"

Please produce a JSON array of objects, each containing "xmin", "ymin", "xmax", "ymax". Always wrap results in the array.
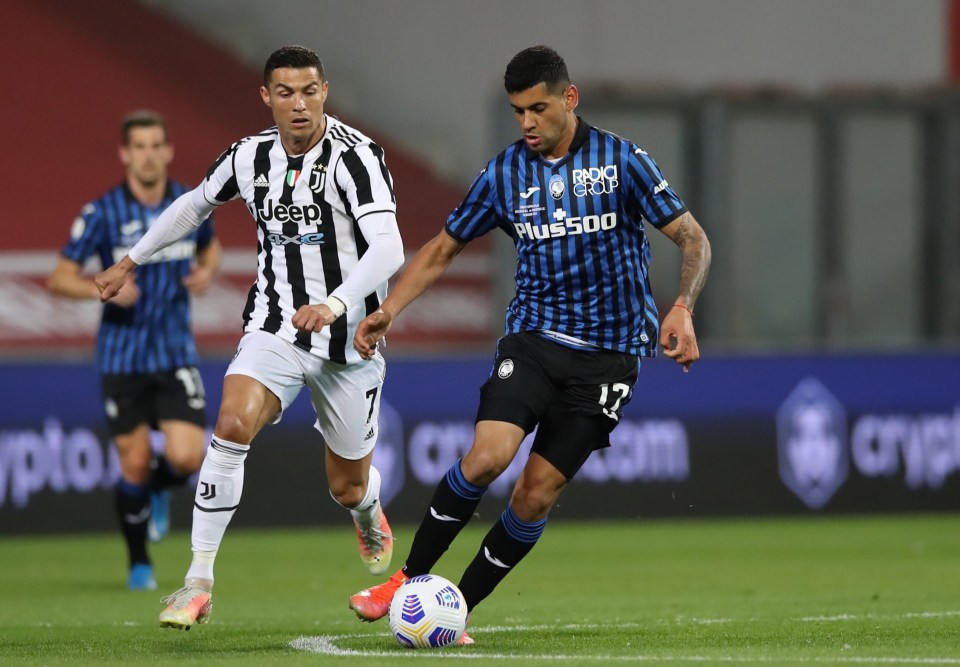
[
  {"xmin": 185, "ymin": 437, "xmax": 249, "ymax": 582},
  {"xmin": 337, "ymin": 465, "xmax": 382, "ymax": 526}
]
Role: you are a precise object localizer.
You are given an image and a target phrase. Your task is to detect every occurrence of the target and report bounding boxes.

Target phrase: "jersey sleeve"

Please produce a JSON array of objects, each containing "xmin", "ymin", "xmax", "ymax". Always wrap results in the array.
[
  {"xmin": 334, "ymin": 142, "xmax": 397, "ymax": 221},
  {"xmin": 201, "ymin": 141, "xmax": 244, "ymax": 206},
  {"xmin": 60, "ymin": 201, "xmax": 103, "ymax": 266},
  {"xmin": 444, "ymin": 165, "xmax": 499, "ymax": 242},
  {"xmin": 625, "ymin": 145, "xmax": 687, "ymax": 228}
]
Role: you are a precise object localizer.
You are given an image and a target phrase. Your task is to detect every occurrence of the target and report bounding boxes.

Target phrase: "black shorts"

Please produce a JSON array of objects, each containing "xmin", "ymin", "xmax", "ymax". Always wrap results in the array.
[
  {"xmin": 475, "ymin": 332, "xmax": 639, "ymax": 479},
  {"xmin": 100, "ymin": 367, "xmax": 207, "ymax": 437}
]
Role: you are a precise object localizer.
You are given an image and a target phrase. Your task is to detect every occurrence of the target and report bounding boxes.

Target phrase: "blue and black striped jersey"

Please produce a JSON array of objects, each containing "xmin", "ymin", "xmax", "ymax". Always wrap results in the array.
[
  {"xmin": 445, "ymin": 118, "xmax": 686, "ymax": 356},
  {"xmin": 61, "ymin": 181, "xmax": 215, "ymax": 374}
]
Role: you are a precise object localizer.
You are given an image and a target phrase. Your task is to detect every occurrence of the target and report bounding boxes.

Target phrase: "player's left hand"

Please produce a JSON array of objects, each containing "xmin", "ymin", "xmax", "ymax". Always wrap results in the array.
[
  {"xmin": 183, "ymin": 265, "xmax": 215, "ymax": 295},
  {"xmin": 660, "ymin": 304, "xmax": 700, "ymax": 373},
  {"xmin": 108, "ymin": 275, "xmax": 140, "ymax": 308},
  {"xmin": 292, "ymin": 303, "xmax": 337, "ymax": 333}
]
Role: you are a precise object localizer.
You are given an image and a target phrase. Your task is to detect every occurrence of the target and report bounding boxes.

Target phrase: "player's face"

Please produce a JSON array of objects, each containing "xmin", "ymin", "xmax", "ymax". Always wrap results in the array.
[
  {"xmin": 120, "ymin": 126, "xmax": 172, "ymax": 188},
  {"xmin": 509, "ymin": 82, "xmax": 578, "ymax": 160},
  {"xmin": 261, "ymin": 67, "xmax": 328, "ymax": 150}
]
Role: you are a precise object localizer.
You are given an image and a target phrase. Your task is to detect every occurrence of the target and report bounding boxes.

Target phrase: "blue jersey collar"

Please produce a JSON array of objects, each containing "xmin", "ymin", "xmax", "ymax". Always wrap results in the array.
[{"xmin": 523, "ymin": 115, "xmax": 590, "ymax": 162}]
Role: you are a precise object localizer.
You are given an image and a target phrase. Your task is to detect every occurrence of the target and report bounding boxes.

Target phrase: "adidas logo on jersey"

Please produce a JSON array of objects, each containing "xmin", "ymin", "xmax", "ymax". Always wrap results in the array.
[
  {"xmin": 253, "ymin": 174, "xmax": 270, "ymax": 188},
  {"xmin": 364, "ymin": 428, "xmax": 375, "ymax": 441}
]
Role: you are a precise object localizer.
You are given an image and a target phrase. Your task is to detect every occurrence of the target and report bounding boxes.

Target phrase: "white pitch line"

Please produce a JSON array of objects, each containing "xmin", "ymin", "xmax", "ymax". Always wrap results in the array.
[
  {"xmin": 798, "ymin": 611, "xmax": 960, "ymax": 623},
  {"xmin": 291, "ymin": 614, "xmax": 960, "ymax": 663},
  {"xmin": 832, "ymin": 661, "xmax": 960, "ymax": 665},
  {"xmin": 289, "ymin": 635, "xmax": 960, "ymax": 664}
]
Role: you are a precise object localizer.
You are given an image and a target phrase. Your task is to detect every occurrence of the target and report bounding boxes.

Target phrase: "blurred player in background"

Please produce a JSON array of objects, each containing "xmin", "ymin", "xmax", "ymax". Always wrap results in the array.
[
  {"xmin": 47, "ymin": 110, "xmax": 220, "ymax": 591},
  {"xmin": 349, "ymin": 45, "xmax": 712, "ymax": 642},
  {"xmin": 96, "ymin": 45, "xmax": 405, "ymax": 630}
]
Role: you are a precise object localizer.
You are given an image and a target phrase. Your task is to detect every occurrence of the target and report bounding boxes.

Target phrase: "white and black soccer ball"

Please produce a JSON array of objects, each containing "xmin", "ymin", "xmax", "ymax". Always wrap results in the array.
[{"xmin": 388, "ymin": 574, "xmax": 468, "ymax": 648}]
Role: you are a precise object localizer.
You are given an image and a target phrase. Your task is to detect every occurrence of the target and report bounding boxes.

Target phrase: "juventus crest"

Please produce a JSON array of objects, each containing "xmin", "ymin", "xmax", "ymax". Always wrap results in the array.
[{"xmin": 310, "ymin": 162, "xmax": 327, "ymax": 193}]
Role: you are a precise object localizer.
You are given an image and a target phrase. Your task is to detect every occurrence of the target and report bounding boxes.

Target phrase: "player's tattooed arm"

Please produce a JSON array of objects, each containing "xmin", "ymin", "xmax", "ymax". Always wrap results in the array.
[
  {"xmin": 661, "ymin": 211, "xmax": 711, "ymax": 311},
  {"xmin": 658, "ymin": 211, "xmax": 711, "ymax": 372}
]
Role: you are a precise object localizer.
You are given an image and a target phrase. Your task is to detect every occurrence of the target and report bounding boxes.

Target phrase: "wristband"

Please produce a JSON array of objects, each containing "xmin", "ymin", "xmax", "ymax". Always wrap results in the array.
[
  {"xmin": 673, "ymin": 303, "xmax": 693, "ymax": 316},
  {"xmin": 324, "ymin": 296, "xmax": 347, "ymax": 319}
]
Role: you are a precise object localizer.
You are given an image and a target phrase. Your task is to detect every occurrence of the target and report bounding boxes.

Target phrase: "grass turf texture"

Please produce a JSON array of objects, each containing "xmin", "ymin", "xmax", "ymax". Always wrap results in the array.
[{"xmin": 0, "ymin": 515, "xmax": 957, "ymax": 666}]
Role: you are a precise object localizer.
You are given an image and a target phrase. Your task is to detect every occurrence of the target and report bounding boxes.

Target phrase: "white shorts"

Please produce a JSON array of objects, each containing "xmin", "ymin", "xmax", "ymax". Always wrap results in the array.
[{"xmin": 226, "ymin": 330, "xmax": 386, "ymax": 460}]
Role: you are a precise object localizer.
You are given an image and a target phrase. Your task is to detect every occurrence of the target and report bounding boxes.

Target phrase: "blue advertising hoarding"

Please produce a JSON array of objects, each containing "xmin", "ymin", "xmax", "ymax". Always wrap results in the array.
[{"xmin": 1, "ymin": 353, "xmax": 958, "ymax": 533}]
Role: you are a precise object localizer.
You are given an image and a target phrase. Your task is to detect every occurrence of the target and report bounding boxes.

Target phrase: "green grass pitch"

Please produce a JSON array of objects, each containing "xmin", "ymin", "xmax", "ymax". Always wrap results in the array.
[{"xmin": 1, "ymin": 514, "xmax": 958, "ymax": 666}]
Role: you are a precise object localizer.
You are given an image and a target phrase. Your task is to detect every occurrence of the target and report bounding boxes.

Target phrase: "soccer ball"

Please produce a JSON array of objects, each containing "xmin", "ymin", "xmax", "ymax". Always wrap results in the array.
[{"xmin": 388, "ymin": 574, "xmax": 468, "ymax": 648}]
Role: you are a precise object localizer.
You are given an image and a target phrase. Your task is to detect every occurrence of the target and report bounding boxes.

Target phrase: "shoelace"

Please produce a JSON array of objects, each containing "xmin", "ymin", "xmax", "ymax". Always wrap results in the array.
[
  {"xmin": 161, "ymin": 586, "xmax": 205, "ymax": 608},
  {"xmin": 359, "ymin": 524, "xmax": 390, "ymax": 551},
  {"xmin": 369, "ymin": 573, "xmax": 406, "ymax": 603}
]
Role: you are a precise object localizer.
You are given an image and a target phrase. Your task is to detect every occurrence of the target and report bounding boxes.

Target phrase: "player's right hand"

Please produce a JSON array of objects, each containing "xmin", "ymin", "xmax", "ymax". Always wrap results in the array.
[
  {"xmin": 95, "ymin": 256, "xmax": 138, "ymax": 303},
  {"xmin": 353, "ymin": 309, "xmax": 393, "ymax": 359}
]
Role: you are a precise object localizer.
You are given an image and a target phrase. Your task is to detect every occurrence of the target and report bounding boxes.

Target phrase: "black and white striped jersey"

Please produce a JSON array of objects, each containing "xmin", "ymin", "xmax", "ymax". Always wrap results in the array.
[{"xmin": 203, "ymin": 116, "xmax": 399, "ymax": 364}]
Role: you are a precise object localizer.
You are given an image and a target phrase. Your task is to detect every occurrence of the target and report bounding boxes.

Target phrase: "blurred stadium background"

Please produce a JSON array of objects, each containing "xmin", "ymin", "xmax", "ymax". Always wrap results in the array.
[{"xmin": 2, "ymin": 0, "xmax": 959, "ymax": 535}]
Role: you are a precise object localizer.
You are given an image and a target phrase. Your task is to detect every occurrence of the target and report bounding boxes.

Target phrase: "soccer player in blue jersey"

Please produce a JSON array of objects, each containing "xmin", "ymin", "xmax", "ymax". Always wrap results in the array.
[
  {"xmin": 349, "ymin": 46, "xmax": 712, "ymax": 640},
  {"xmin": 48, "ymin": 110, "xmax": 220, "ymax": 591}
]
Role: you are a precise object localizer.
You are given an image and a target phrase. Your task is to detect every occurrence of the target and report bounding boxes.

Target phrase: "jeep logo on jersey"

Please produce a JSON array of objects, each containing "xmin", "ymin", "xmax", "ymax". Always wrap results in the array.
[
  {"xmin": 267, "ymin": 232, "xmax": 325, "ymax": 245},
  {"xmin": 257, "ymin": 199, "xmax": 322, "ymax": 224},
  {"xmin": 776, "ymin": 378, "xmax": 849, "ymax": 510},
  {"xmin": 572, "ymin": 165, "xmax": 619, "ymax": 197}
]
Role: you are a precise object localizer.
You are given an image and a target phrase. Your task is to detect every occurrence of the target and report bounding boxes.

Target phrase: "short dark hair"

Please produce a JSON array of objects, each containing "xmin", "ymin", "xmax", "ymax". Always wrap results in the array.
[
  {"xmin": 121, "ymin": 109, "xmax": 168, "ymax": 145},
  {"xmin": 263, "ymin": 45, "xmax": 324, "ymax": 85},
  {"xmin": 504, "ymin": 45, "xmax": 570, "ymax": 94}
]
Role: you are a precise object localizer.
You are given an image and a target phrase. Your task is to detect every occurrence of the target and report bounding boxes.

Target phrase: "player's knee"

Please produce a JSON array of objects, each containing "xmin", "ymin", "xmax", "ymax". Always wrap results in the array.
[
  {"xmin": 510, "ymin": 485, "xmax": 554, "ymax": 520},
  {"xmin": 461, "ymin": 449, "xmax": 509, "ymax": 487},
  {"xmin": 118, "ymin": 450, "xmax": 152, "ymax": 484},
  {"xmin": 511, "ymin": 470, "xmax": 565, "ymax": 519},
  {"xmin": 164, "ymin": 447, "xmax": 205, "ymax": 475},
  {"xmin": 214, "ymin": 411, "xmax": 255, "ymax": 444}
]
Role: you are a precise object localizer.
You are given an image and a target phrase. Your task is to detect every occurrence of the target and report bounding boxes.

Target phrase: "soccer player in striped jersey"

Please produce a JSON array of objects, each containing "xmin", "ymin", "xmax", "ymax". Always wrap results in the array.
[
  {"xmin": 48, "ymin": 110, "xmax": 220, "ymax": 591},
  {"xmin": 96, "ymin": 46, "xmax": 404, "ymax": 630},
  {"xmin": 349, "ymin": 46, "xmax": 712, "ymax": 640}
]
